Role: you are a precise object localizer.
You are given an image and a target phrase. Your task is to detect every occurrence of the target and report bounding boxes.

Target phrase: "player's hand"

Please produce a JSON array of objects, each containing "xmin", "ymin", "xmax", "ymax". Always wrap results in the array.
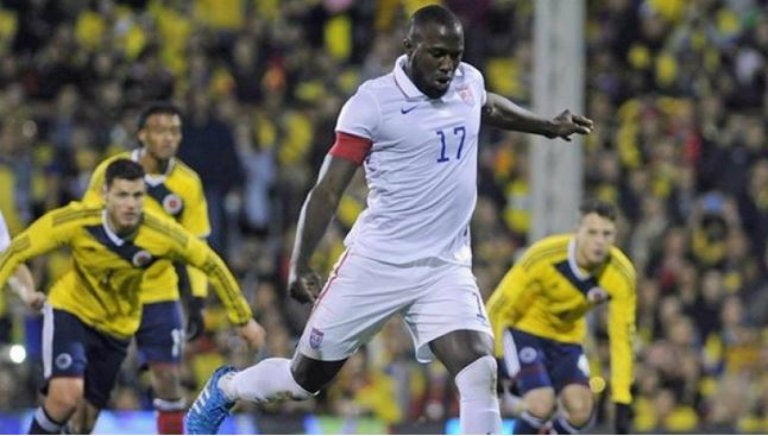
[
  {"xmin": 238, "ymin": 318, "xmax": 266, "ymax": 350},
  {"xmin": 185, "ymin": 297, "xmax": 206, "ymax": 341},
  {"xmin": 614, "ymin": 402, "xmax": 633, "ymax": 434},
  {"xmin": 549, "ymin": 109, "xmax": 593, "ymax": 141},
  {"xmin": 288, "ymin": 264, "xmax": 322, "ymax": 304},
  {"xmin": 23, "ymin": 291, "xmax": 47, "ymax": 312}
]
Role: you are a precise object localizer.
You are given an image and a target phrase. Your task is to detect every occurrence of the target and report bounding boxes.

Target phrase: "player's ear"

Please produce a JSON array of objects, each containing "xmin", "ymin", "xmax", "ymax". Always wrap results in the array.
[{"xmin": 403, "ymin": 37, "xmax": 414, "ymax": 54}]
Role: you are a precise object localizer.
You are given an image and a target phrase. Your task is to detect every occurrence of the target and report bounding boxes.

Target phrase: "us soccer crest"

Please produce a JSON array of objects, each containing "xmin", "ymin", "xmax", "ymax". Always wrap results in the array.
[
  {"xmin": 309, "ymin": 327, "xmax": 324, "ymax": 349},
  {"xmin": 162, "ymin": 193, "xmax": 183, "ymax": 216},
  {"xmin": 457, "ymin": 85, "xmax": 474, "ymax": 106}
]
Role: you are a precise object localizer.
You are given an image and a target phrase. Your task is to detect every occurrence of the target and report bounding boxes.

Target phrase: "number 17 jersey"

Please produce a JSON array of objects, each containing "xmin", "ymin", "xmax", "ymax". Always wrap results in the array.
[{"xmin": 337, "ymin": 55, "xmax": 487, "ymax": 265}]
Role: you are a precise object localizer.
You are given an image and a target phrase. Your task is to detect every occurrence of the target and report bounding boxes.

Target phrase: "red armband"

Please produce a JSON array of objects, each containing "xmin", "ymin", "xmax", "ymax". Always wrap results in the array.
[{"xmin": 328, "ymin": 132, "xmax": 372, "ymax": 165}]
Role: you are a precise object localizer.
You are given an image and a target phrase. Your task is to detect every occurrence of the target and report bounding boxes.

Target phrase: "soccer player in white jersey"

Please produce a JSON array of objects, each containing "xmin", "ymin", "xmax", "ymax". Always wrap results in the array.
[
  {"xmin": 186, "ymin": 5, "xmax": 593, "ymax": 434},
  {"xmin": 0, "ymin": 210, "xmax": 42, "ymax": 310}
]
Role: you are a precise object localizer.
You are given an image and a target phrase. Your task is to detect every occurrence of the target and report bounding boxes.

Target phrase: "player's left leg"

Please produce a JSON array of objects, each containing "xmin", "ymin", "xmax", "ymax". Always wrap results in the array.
[
  {"xmin": 408, "ymin": 261, "xmax": 501, "ymax": 434},
  {"xmin": 549, "ymin": 345, "xmax": 594, "ymax": 434},
  {"xmin": 135, "ymin": 301, "xmax": 186, "ymax": 434},
  {"xmin": 553, "ymin": 384, "xmax": 594, "ymax": 434},
  {"xmin": 430, "ymin": 330, "xmax": 502, "ymax": 434}
]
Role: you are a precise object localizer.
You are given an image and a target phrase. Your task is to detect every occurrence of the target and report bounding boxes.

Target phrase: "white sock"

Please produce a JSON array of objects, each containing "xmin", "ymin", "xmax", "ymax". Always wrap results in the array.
[
  {"xmin": 454, "ymin": 355, "xmax": 502, "ymax": 434},
  {"xmin": 219, "ymin": 358, "xmax": 314, "ymax": 404}
]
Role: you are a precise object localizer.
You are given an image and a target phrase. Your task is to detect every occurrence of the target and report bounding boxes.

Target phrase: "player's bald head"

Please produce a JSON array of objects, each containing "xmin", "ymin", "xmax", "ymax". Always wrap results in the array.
[{"xmin": 406, "ymin": 5, "xmax": 463, "ymax": 43}]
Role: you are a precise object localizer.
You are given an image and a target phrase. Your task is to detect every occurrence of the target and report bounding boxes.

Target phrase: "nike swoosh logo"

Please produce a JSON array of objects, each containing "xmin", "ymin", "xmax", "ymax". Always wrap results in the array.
[{"xmin": 401, "ymin": 105, "xmax": 418, "ymax": 114}]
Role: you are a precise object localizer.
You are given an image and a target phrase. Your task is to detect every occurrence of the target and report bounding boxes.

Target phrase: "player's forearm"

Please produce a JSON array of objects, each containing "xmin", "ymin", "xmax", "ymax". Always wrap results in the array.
[
  {"xmin": 207, "ymin": 255, "xmax": 253, "ymax": 325},
  {"xmin": 290, "ymin": 184, "xmax": 343, "ymax": 267},
  {"xmin": 481, "ymin": 94, "xmax": 556, "ymax": 136},
  {"xmin": 8, "ymin": 264, "xmax": 35, "ymax": 299}
]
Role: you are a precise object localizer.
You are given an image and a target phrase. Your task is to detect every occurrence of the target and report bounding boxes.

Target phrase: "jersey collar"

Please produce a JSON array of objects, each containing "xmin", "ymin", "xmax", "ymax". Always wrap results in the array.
[
  {"xmin": 392, "ymin": 55, "xmax": 464, "ymax": 102},
  {"xmin": 102, "ymin": 210, "xmax": 126, "ymax": 246},
  {"xmin": 132, "ymin": 148, "xmax": 175, "ymax": 184},
  {"xmin": 567, "ymin": 238, "xmax": 591, "ymax": 280}
]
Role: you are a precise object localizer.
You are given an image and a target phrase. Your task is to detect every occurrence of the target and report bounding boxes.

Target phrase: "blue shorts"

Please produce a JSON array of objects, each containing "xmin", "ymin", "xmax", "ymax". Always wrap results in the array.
[
  {"xmin": 135, "ymin": 301, "xmax": 185, "ymax": 365},
  {"xmin": 501, "ymin": 328, "xmax": 589, "ymax": 394},
  {"xmin": 42, "ymin": 307, "xmax": 130, "ymax": 408}
]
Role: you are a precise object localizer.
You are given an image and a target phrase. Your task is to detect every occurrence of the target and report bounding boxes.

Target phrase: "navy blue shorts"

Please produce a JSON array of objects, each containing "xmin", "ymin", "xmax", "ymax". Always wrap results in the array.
[
  {"xmin": 43, "ymin": 307, "xmax": 130, "ymax": 408},
  {"xmin": 135, "ymin": 300, "xmax": 184, "ymax": 365},
  {"xmin": 501, "ymin": 328, "xmax": 590, "ymax": 394}
]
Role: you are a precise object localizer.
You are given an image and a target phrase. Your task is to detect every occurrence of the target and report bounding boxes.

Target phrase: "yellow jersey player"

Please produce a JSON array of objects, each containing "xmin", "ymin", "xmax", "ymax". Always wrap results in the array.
[
  {"xmin": 487, "ymin": 199, "xmax": 636, "ymax": 434},
  {"xmin": 0, "ymin": 159, "xmax": 265, "ymax": 434},
  {"xmin": 82, "ymin": 102, "xmax": 210, "ymax": 434}
]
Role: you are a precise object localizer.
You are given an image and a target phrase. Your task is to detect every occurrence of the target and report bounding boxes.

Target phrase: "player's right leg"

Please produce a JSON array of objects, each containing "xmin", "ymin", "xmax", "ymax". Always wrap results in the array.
[
  {"xmin": 548, "ymin": 344, "xmax": 594, "ymax": 434},
  {"xmin": 501, "ymin": 328, "xmax": 557, "ymax": 434},
  {"xmin": 186, "ymin": 251, "xmax": 406, "ymax": 434},
  {"xmin": 29, "ymin": 306, "xmax": 88, "ymax": 434},
  {"xmin": 29, "ymin": 378, "xmax": 83, "ymax": 434}
]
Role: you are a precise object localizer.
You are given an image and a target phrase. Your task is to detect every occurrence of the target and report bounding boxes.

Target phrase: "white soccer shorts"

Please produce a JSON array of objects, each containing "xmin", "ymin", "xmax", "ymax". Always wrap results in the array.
[{"xmin": 297, "ymin": 250, "xmax": 493, "ymax": 363}]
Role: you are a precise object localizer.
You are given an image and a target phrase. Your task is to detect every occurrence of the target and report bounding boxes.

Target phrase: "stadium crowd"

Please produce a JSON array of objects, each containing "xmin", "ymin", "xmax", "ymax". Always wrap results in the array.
[{"xmin": 1, "ymin": 0, "xmax": 768, "ymax": 433}]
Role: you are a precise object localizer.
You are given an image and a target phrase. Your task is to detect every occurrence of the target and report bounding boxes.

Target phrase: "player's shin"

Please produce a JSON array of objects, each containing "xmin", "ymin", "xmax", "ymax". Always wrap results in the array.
[
  {"xmin": 220, "ymin": 358, "xmax": 315, "ymax": 404},
  {"xmin": 154, "ymin": 397, "xmax": 186, "ymax": 434},
  {"xmin": 454, "ymin": 355, "xmax": 502, "ymax": 434}
]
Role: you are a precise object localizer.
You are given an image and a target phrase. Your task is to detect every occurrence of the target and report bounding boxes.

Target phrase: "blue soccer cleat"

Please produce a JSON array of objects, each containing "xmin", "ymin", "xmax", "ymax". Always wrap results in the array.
[{"xmin": 185, "ymin": 365, "xmax": 237, "ymax": 434}]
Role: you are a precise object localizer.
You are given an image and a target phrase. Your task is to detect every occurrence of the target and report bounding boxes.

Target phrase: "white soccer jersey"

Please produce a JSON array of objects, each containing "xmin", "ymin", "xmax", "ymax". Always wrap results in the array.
[
  {"xmin": 337, "ymin": 55, "xmax": 487, "ymax": 265},
  {"xmin": 0, "ymin": 210, "xmax": 10, "ymax": 252}
]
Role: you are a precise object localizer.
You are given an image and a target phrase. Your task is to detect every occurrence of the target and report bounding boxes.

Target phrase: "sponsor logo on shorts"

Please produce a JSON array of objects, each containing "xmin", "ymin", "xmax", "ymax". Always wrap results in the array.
[
  {"xmin": 309, "ymin": 328, "xmax": 324, "ymax": 350},
  {"xmin": 55, "ymin": 353, "xmax": 73, "ymax": 370},
  {"xmin": 519, "ymin": 347, "xmax": 537, "ymax": 363}
]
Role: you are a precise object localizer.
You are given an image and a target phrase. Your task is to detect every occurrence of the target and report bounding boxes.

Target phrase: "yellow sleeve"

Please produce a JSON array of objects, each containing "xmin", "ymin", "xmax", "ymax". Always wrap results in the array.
[
  {"xmin": 187, "ymin": 265, "xmax": 208, "ymax": 298},
  {"xmin": 181, "ymin": 176, "xmax": 211, "ymax": 297},
  {"xmin": 486, "ymin": 261, "xmax": 535, "ymax": 358},
  {"xmin": 82, "ymin": 159, "xmax": 108, "ymax": 205},
  {"xmin": 173, "ymin": 232, "xmax": 252, "ymax": 325},
  {"xmin": 0, "ymin": 209, "xmax": 70, "ymax": 285},
  {"xmin": 607, "ymin": 262, "xmax": 637, "ymax": 405}
]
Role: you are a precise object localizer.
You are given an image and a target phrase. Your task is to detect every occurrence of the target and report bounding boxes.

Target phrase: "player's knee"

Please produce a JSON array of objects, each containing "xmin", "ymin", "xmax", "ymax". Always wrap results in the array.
[
  {"xmin": 560, "ymin": 384, "xmax": 594, "ymax": 426},
  {"xmin": 47, "ymin": 379, "xmax": 84, "ymax": 413},
  {"xmin": 523, "ymin": 388, "xmax": 557, "ymax": 419},
  {"xmin": 454, "ymin": 355, "xmax": 497, "ymax": 400}
]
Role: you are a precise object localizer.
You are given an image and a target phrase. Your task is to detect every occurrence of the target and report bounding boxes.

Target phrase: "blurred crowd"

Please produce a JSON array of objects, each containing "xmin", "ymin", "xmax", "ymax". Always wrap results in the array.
[{"xmin": 1, "ymin": 0, "xmax": 768, "ymax": 433}]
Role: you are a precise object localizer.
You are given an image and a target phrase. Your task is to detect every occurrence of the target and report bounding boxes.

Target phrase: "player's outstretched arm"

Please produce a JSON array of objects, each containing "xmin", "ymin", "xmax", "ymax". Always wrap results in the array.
[
  {"xmin": 7, "ymin": 264, "xmax": 45, "ymax": 312},
  {"xmin": 481, "ymin": 92, "xmax": 593, "ymax": 140},
  {"xmin": 289, "ymin": 155, "xmax": 359, "ymax": 304}
]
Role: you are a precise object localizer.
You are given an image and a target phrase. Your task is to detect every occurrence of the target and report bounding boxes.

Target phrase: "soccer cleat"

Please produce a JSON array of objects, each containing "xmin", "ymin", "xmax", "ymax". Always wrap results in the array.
[{"xmin": 185, "ymin": 365, "xmax": 237, "ymax": 434}]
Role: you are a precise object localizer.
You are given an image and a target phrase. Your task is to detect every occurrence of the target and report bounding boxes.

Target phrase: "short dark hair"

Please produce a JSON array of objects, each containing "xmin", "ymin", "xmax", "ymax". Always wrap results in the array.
[
  {"xmin": 579, "ymin": 198, "xmax": 617, "ymax": 221},
  {"xmin": 409, "ymin": 5, "xmax": 462, "ymax": 35},
  {"xmin": 137, "ymin": 101, "xmax": 182, "ymax": 130},
  {"xmin": 105, "ymin": 158, "xmax": 145, "ymax": 187}
]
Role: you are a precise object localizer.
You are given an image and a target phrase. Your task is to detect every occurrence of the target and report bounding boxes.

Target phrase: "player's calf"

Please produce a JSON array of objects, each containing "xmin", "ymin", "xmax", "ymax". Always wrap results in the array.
[{"xmin": 454, "ymin": 355, "xmax": 502, "ymax": 434}]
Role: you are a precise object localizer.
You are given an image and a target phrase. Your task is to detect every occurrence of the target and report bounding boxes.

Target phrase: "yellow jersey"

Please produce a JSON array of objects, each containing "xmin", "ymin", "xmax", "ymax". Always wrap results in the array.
[
  {"xmin": 487, "ymin": 234, "xmax": 636, "ymax": 404},
  {"xmin": 0, "ymin": 202, "xmax": 251, "ymax": 339},
  {"xmin": 83, "ymin": 150, "xmax": 210, "ymax": 303}
]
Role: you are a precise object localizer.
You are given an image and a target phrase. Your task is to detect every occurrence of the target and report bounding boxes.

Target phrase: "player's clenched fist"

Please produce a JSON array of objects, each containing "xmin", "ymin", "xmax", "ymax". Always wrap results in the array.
[{"xmin": 288, "ymin": 265, "xmax": 322, "ymax": 304}]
